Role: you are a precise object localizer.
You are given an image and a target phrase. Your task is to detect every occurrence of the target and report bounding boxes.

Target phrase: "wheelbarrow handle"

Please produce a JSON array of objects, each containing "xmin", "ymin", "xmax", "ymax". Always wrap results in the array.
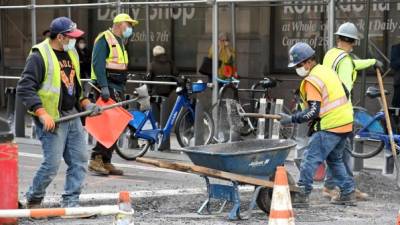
[
  {"xmin": 239, "ymin": 113, "xmax": 281, "ymax": 120},
  {"xmin": 54, "ymin": 96, "xmax": 145, "ymax": 123}
]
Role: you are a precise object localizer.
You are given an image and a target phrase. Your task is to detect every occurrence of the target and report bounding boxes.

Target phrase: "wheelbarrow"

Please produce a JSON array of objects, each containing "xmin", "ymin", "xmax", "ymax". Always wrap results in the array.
[{"xmin": 181, "ymin": 138, "xmax": 297, "ymax": 220}]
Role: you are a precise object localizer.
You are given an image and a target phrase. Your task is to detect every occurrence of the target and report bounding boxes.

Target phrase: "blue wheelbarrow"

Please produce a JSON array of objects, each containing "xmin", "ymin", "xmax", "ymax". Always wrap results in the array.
[{"xmin": 181, "ymin": 138, "xmax": 297, "ymax": 220}]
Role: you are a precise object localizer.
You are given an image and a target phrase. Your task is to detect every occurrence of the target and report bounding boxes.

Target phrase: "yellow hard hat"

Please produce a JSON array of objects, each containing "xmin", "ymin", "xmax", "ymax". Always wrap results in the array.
[{"xmin": 113, "ymin": 13, "xmax": 139, "ymax": 26}]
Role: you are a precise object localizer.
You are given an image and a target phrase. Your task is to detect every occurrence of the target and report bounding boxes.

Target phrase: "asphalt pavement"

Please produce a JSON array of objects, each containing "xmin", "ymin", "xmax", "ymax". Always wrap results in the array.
[{"xmin": 13, "ymin": 136, "xmax": 400, "ymax": 225}]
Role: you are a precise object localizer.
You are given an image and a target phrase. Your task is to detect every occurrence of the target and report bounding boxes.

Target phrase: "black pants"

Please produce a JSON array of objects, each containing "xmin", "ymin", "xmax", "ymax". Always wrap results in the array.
[{"xmin": 91, "ymin": 87, "xmax": 124, "ymax": 163}]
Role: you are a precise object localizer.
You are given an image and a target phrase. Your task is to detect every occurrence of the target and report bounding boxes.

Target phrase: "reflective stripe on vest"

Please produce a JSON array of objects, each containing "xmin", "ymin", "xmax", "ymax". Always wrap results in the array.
[
  {"xmin": 32, "ymin": 39, "xmax": 82, "ymax": 119},
  {"xmin": 103, "ymin": 31, "xmax": 128, "ymax": 70},
  {"xmin": 304, "ymin": 75, "xmax": 348, "ymax": 115},
  {"xmin": 299, "ymin": 64, "xmax": 353, "ymax": 130}
]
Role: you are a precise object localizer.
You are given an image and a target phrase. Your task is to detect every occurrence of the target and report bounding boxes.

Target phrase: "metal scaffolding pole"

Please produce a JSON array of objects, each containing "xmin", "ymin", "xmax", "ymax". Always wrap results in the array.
[
  {"xmin": 117, "ymin": 0, "xmax": 121, "ymax": 13},
  {"xmin": 145, "ymin": 0, "xmax": 151, "ymax": 72},
  {"xmin": 212, "ymin": 0, "xmax": 219, "ymax": 109},
  {"xmin": 230, "ymin": 2, "xmax": 236, "ymax": 50},
  {"xmin": 327, "ymin": 0, "xmax": 335, "ymax": 49},
  {"xmin": 360, "ymin": 0, "xmax": 371, "ymax": 107},
  {"xmin": 66, "ymin": 0, "xmax": 71, "ymax": 18}
]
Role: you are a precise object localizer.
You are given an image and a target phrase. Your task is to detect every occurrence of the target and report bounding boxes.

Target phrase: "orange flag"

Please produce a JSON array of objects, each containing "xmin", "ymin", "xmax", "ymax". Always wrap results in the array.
[{"xmin": 85, "ymin": 98, "xmax": 133, "ymax": 148}]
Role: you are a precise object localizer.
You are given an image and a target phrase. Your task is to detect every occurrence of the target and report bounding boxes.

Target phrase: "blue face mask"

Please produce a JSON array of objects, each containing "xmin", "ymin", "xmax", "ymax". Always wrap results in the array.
[
  {"xmin": 63, "ymin": 38, "xmax": 76, "ymax": 51},
  {"xmin": 122, "ymin": 27, "xmax": 133, "ymax": 39}
]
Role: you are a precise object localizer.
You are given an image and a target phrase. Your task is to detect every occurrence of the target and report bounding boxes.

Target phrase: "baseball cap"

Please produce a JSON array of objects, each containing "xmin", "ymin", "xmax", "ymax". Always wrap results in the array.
[
  {"xmin": 113, "ymin": 13, "xmax": 139, "ymax": 26},
  {"xmin": 49, "ymin": 17, "xmax": 84, "ymax": 38}
]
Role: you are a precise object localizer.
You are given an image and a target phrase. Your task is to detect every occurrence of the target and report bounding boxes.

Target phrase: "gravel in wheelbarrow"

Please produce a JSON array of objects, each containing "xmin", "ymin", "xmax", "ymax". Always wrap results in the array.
[{"xmin": 182, "ymin": 139, "xmax": 296, "ymax": 179}]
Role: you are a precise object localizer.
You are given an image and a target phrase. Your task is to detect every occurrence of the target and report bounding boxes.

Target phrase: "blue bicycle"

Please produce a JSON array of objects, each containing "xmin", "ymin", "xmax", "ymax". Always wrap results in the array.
[
  {"xmin": 350, "ymin": 86, "xmax": 400, "ymax": 158},
  {"xmin": 116, "ymin": 76, "xmax": 214, "ymax": 160}
]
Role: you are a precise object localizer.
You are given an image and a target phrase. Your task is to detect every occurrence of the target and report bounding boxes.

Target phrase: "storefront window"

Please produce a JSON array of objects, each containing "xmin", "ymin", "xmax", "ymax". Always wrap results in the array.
[
  {"xmin": 94, "ymin": 0, "xmax": 204, "ymax": 71},
  {"xmin": 271, "ymin": 0, "xmax": 400, "ymax": 73}
]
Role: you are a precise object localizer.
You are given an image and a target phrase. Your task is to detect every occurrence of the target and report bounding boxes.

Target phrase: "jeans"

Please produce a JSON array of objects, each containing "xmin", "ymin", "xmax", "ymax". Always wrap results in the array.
[
  {"xmin": 26, "ymin": 117, "xmax": 88, "ymax": 207},
  {"xmin": 324, "ymin": 138, "xmax": 353, "ymax": 189},
  {"xmin": 298, "ymin": 131, "xmax": 355, "ymax": 195}
]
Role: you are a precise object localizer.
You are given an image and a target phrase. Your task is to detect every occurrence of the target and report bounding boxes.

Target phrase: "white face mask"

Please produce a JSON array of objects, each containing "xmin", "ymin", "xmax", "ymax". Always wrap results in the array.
[
  {"xmin": 63, "ymin": 38, "xmax": 76, "ymax": 51},
  {"xmin": 295, "ymin": 66, "xmax": 309, "ymax": 77}
]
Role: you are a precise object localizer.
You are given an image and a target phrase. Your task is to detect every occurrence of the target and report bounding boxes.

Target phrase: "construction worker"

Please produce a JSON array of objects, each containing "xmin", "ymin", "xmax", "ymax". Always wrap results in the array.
[
  {"xmin": 322, "ymin": 22, "xmax": 383, "ymax": 200},
  {"xmin": 89, "ymin": 13, "xmax": 138, "ymax": 176},
  {"xmin": 17, "ymin": 17, "xmax": 101, "ymax": 208},
  {"xmin": 280, "ymin": 42, "xmax": 356, "ymax": 207}
]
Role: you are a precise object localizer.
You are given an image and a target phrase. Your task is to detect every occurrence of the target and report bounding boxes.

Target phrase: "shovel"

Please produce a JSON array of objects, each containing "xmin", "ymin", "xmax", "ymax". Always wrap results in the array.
[
  {"xmin": 238, "ymin": 112, "xmax": 282, "ymax": 120},
  {"xmin": 55, "ymin": 85, "xmax": 150, "ymax": 123},
  {"xmin": 375, "ymin": 68, "xmax": 400, "ymax": 188}
]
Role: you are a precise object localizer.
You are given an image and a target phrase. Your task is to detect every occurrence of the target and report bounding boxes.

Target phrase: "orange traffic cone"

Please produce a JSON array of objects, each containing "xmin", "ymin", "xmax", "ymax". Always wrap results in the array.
[{"xmin": 268, "ymin": 166, "xmax": 295, "ymax": 225}]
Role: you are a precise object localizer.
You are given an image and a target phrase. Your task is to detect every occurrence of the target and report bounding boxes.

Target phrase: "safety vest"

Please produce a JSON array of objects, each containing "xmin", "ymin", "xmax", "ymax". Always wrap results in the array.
[
  {"xmin": 91, "ymin": 29, "xmax": 128, "ymax": 80},
  {"xmin": 323, "ymin": 47, "xmax": 356, "ymax": 91},
  {"xmin": 31, "ymin": 39, "xmax": 82, "ymax": 119},
  {"xmin": 299, "ymin": 64, "xmax": 353, "ymax": 131}
]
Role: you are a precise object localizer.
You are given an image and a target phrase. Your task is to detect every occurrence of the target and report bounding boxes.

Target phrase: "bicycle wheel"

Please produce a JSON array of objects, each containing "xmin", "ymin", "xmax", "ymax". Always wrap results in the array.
[
  {"xmin": 115, "ymin": 138, "xmax": 152, "ymax": 160},
  {"xmin": 175, "ymin": 109, "xmax": 214, "ymax": 147},
  {"xmin": 348, "ymin": 107, "xmax": 385, "ymax": 159}
]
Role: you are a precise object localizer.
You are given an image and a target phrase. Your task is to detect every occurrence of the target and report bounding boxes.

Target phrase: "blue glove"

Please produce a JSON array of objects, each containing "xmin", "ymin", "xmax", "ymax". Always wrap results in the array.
[
  {"xmin": 279, "ymin": 113, "xmax": 293, "ymax": 125},
  {"xmin": 85, "ymin": 103, "xmax": 102, "ymax": 116}
]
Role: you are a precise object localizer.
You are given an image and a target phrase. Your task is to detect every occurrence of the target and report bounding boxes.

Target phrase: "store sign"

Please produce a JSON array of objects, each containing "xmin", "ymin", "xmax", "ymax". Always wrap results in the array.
[
  {"xmin": 97, "ymin": 0, "xmax": 196, "ymax": 26},
  {"xmin": 283, "ymin": 1, "xmax": 399, "ymax": 14},
  {"xmin": 279, "ymin": 1, "xmax": 400, "ymax": 48}
]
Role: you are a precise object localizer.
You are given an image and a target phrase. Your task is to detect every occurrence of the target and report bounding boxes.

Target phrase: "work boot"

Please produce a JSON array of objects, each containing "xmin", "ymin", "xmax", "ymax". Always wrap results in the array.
[
  {"xmin": 322, "ymin": 187, "xmax": 339, "ymax": 199},
  {"xmin": 355, "ymin": 189, "xmax": 369, "ymax": 201},
  {"xmin": 330, "ymin": 191, "xmax": 357, "ymax": 206},
  {"xmin": 26, "ymin": 198, "xmax": 42, "ymax": 209},
  {"xmin": 104, "ymin": 163, "xmax": 124, "ymax": 175},
  {"xmin": 293, "ymin": 191, "xmax": 310, "ymax": 208},
  {"xmin": 88, "ymin": 155, "xmax": 109, "ymax": 176}
]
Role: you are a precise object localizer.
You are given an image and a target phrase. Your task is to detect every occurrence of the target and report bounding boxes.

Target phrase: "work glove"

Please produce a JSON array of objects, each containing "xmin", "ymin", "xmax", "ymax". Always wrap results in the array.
[
  {"xmin": 278, "ymin": 112, "xmax": 293, "ymax": 126},
  {"xmin": 374, "ymin": 59, "xmax": 384, "ymax": 72},
  {"xmin": 85, "ymin": 103, "xmax": 102, "ymax": 116},
  {"xmin": 35, "ymin": 108, "xmax": 55, "ymax": 132},
  {"xmin": 100, "ymin": 86, "xmax": 110, "ymax": 101}
]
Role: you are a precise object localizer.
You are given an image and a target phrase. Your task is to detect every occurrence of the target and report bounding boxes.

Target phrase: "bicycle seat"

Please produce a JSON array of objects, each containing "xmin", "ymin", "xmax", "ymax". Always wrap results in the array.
[
  {"xmin": 259, "ymin": 79, "xmax": 277, "ymax": 88},
  {"xmin": 366, "ymin": 86, "xmax": 389, "ymax": 98}
]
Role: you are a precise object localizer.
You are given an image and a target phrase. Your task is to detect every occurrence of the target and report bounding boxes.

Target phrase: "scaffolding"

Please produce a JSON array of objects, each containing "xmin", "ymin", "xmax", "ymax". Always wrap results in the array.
[{"xmin": 0, "ymin": 0, "xmax": 396, "ymax": 106}]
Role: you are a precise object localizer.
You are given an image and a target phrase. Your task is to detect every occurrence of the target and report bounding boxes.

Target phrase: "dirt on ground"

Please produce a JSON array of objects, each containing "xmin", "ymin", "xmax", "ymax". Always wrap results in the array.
[{"xmin": 19, "ymin": 169, "xmax": 400, "ymax": 225}]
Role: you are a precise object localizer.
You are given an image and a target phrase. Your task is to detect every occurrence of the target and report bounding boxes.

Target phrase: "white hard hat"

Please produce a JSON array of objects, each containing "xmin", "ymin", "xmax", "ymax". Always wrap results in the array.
[
  {"xmin": 153, "ymin": 45, "xmax": 165, "ymax": 57},
  {"xmin": 335, "ymin": 22, "xmax": 360, "ymax": 40}
]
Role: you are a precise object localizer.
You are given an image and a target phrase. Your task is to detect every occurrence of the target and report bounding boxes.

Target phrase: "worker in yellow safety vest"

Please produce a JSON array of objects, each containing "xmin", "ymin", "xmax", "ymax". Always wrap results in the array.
[
  {"xmin": 322, "ymin": 22, "xmax": 383, "ymax": 201},
  {"xmin": 17, "ymin": 17, "xmax": 101, "ymax": 208},
  {"xmin": 89, "ymin": 13, "xmax": 138, "ymax": 176},
  {"xmin": 279, "ymin": 42, "xmax": 356, "ymax": 208}
]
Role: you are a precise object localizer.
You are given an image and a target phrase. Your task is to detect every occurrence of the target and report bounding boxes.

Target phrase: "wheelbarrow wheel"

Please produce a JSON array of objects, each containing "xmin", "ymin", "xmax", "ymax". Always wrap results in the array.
[{"xmin": 256, "ymin": 172, "xmax": 296, "ymax": 214}]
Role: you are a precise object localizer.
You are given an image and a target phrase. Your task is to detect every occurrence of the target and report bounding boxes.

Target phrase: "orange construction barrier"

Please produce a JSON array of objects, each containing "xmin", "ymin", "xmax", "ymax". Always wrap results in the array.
[
  {"xmin": 0, "ymin": 192, "xmax": 133, "ymax": 219},
  {"xmin": 396, "ymin": 210, "xmax": 400, "ymax": 225},
  {"xmin": 0, "ymin": 142, "xmax": 18, "ymax": 225},
  {"xmin": 268, "ymin": 166, "xmax": 295, "ymax": 225}
]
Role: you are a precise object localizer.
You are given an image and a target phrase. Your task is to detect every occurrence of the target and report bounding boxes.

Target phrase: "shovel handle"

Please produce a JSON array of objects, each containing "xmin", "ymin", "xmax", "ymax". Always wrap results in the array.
[
  {"xmin": 239, "ymin": 113, "xmax": 281, "ymax": 120},
  {"xmin": 54, "ymin": 97, "xmax": 143, "ymax": 123}
]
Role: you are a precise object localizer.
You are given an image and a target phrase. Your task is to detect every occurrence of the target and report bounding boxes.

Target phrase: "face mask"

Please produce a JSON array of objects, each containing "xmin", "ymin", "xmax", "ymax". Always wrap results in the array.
[
  {"xmin": 122, "ymin": 27, "xmax": 133, "ymax": 39},
  {"xmin": 78, "ymin": 43, "xmax": 86, "ymax": 50},
  {"xmin": 63, "ymin": 38, "xmax": 76, "ymax": 51},
  {"xmin": 295, "ymin": 66, "xmax": 309, "ymax": 77}
]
